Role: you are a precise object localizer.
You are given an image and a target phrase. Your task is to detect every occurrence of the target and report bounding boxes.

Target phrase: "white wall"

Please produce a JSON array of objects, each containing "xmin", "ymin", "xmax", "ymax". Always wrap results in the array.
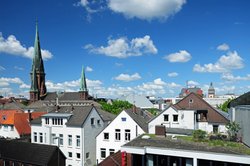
[
  {"xmin": 0, "ymin": 125, "xmax": 20, "ymax": 139},
  {"xmin": 96, "ymin": 111, "xmax": 145, "ymax": 163},
  {"xmin": 148, "ymin": 107, "xmax": 195, "ymax": 134},
  {"xmin": 83, "ymin": 108, "xmax": 105, "ymax": 166}
]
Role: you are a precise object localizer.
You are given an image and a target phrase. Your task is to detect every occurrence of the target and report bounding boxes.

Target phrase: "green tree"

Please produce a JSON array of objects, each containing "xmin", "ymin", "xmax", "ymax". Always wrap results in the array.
[
  {"xmin": 99, "ymin": 100, "xmax": 133, "ymax": 115},
  {"xmin": 148, "ymin": 108, "xmax": 158, "ymax": 116},
  {"xmin": 192, "ymin": 130, "xmax": 207, "ymax": 141},
  {"xmin": 217, "ymin": 98, "xmax": 233, "ymax": 112},
  {"xmin": 226, "ymin": 121, "xmax": 241, "ymax": 141}
]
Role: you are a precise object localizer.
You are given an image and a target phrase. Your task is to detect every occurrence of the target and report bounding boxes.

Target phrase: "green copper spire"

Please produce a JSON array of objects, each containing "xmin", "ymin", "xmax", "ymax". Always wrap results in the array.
[
  {"xmin": 80, "ymin": 66, "xmax": 88, "ymax": 92},
  {"xmin": 32, "ymin": 21, "xmax": 45, "ymax": 73},
  {"xmin": 30, "ymin": 67, "xmax": 38, "ymax": 92}
]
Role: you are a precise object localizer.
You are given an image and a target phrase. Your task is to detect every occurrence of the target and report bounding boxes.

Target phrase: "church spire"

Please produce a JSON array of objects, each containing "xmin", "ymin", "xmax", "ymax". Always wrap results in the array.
[
  {"xmin": 30, "ymin": 21, "xmax": 47, "ymax": 102},
  {"xmin": 80, "ymin": 66, "xmax": 88, "ymax": 92},
  {"xmin": 79, "ymin": 66, "xmax": 88, "ymax": 100}
]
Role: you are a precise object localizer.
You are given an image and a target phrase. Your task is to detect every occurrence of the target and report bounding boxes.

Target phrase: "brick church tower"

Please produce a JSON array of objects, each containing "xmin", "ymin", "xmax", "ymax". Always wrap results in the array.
[{"xmin": 30, "ymin": 23, "xmax": 47, "ymax": 102}]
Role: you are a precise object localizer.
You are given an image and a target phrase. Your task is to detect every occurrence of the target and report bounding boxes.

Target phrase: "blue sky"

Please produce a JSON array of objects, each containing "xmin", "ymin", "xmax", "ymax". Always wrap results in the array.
[{"xmin": 0, "ymin": 0, "xmax": 250, "ymax": 98}]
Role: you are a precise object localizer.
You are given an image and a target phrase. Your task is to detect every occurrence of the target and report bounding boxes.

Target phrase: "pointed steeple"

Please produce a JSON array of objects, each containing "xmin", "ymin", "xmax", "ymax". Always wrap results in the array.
[
  {"xmin": 32, "ymin": 21, "xmax": 45, "ymax": 73},
  {"xmin": 30, "ymin": 21, "xmax": 47, "ymax": 101},
  {"xmin": 30, "ymin": 67, "xmax": 38, "ymax": 92},
  {"xmin": 80, "ymin": 66, "xmax": 88, "ymax": 92}
]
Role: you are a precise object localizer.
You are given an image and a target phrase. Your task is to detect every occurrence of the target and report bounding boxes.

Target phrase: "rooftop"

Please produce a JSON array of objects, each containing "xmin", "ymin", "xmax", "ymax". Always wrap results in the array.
[{"xmin": 123, "ymin": 134, "xmax": 250, "ymax": 155}]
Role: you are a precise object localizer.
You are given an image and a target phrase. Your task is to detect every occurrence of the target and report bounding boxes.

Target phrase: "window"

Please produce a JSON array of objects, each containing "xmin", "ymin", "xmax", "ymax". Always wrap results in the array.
[
  {"xmin": 91, "ymin": 118, "xmax": 94, "ymax": 125},
  {"xmin": 68, "ymin": 152, "xmax": 72, "ymax": 158},
  {"xmin": 76, "ymin": 153, "xmax": 81, "ymax": 159},
  {"xmin": 115, "ymin": 129, "xmax": 121, "ymax": 141},
  {"xmin": 3, "ymin": 125, "xmax": 8, "ymax": 131},
  {"xmin": 68, "ymin": 135, "xmax": 72, "ymax": 146},
  {"xmin": 104, "ymin": 133, "xmax": 109, "ymax": 140},
  {"xmin": 59, "ymin": 134, "xmax": 63, "ymax": 145},
  {"xmin": 52, "ymin": 133, "xmax": 56, "ymax": 144},
  {"xmin": 109, "ymin": 149, "xmax": 115, "ymax": 155},
  {"xmin": 10, "ymin": 126, "xmax": 14, "ymax": 131},
  {"xmin": 173, "ymin": 115, "xmax": 178, "ymax": 122},
  {"xmin": 121, "ymin": 117, "xmax": 126, "ymax": 121},
  {"xmin": 100, "ymin": 148, "xmax": 106, "ymax": 158},
  {"xmin": 164, "ymin": 115, "xmax": 169, "ymax": 121},
  {"xmin": 45, "ymin": 118, "xmax": 49, "ymax": 124},
  {"xmin": 86, "ymin": 152, "xmax": 90, "ymax": 159},
  {"xmin": 97, "ymin": 120, "xmax": 100, "ymax": 125},
  {"xmin": 76, "ymin": 135, "xmax": 80, "ymax": 147},
  {"xmin": 125, "ymin": 129, "xmax": 131, "ymax": 141},
  {"xmin": 34, "ymin": 132, "xmax": 37, "ymax": 142},
  {"xmin": 52, "ymin": 118, "xmax": 63, "ymax": 125},
  {"xmin": 39, "ymin": 133, "xmax": 43, "ymax": 143},
  {"xmin": 213, "ymin": 125, "xmax": 219, "ymax": 133},
  {"xmin": 189, "ymin": 99, "xmax": 193, "ymax": 103}
]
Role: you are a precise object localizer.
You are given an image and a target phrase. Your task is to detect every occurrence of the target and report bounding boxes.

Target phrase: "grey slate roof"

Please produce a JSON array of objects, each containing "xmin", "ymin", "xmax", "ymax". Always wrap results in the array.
[
  {"xmin": 228, "ymin": 91, "xmax": 250, "ymax": 108},
  {"xmin": 0, "ymin": 139, "xmax": 66, "ymax": 165},
  {"xmin": 30, "ymin": 105, "xmax": 114, "ymax": 127},
  {"xmin": 42, "ymin": 91, "xmax": 92, "ymax": 101},
  {"xmin": 120, "ymin": 94, "xmax": 154, "ymax": 108},
  {"xmin": 125, "ymin": 108, "xmax": 153, "ymax": 132}
]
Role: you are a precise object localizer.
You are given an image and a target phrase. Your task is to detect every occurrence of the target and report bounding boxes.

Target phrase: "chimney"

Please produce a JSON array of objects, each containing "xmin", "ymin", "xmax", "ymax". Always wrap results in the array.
[
  {"xmin": 132, "ymin": 105, "xmax": 137, "ymax": 114},
  {"xmin": 28, "ymin": 110, "xmax": 32, "ymax": 122}
]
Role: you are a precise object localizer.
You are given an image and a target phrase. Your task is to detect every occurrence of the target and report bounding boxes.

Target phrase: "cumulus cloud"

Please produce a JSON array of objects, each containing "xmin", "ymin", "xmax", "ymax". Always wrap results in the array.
[
  {"xmin": 222, "ymin": 73, "xmax": 250, "ymax": 82},
  {"xmin": 217, "ymin": 43, "xmax": 230, "ymax": 51},
  {"xmin": 85, "ymin": 35, "xmax": 157, "ymax": 58},
  {"xmin": 108, "ymin": 0, "xmax": 186, "ymax": 21},
  {"xmin": 193, "ymin": 51, "xmax": 244, "ymax": 73},
  {"xmin": 0, "ymin": 33, "xmax": 53, "ymax": 60},
  {"xmin": 187, "ymin": 80, "xmax": 199, "ymax": 87},
  {"xmin": 0, "ymin": 77, "xmax": 29, "ymax": 89},
  {"xmin": 164, "ymin": 50, "xmax": 191, "ymax": 63},
  {"xmin": 168, "ymin": 72, "xmax": 178, "ymax": 77},
  {"xmin": 115, "ymin": 73, "xmax": 141, "ymax": 82},
  {"xmin": 86, "ymin": 66, "xmax": 93, "ymax": 72}
]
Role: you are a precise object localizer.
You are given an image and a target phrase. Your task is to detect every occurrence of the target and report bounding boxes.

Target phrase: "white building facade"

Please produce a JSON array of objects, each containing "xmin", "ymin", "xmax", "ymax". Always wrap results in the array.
[
  {"xmin": 96, "ymin": 110, "xmax": 147, "ymax": 163},
  {"xmin": 149, "ymin": 105, "xmax": 227, "ymax": 135},
  {"xmin": 31, "ymin": 106, "xmax": 106, "ymax": 166}
]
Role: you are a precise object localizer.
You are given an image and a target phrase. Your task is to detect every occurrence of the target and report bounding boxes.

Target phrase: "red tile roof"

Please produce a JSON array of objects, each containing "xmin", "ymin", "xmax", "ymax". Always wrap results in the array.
[
  {"xmin": 0, "ymin": 110, "xmax": 46, "ymax": 135},
  {"xmin": 0, "ymin": 110, "xmax": 22, "ymax": 125},
  {"xmin": 98, "ymin": 151, "xmax": 122, "ymax": 166},
  {"xmin": 14, "ymin": 112, "xmax": 46, "ymax": 135}
]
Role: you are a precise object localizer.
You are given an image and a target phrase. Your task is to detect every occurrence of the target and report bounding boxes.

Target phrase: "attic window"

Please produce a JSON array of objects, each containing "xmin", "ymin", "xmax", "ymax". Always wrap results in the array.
[
  {"xmin": 121, "ymin": 117, "xmax": 126, "ymax": 122},
  {"xmin": 2, "ymin": 115, "xmax": 6, "ymax": 120},
  {"xmin": 189, "ymin": 99, "xmax": 193, "ymax": 103}
]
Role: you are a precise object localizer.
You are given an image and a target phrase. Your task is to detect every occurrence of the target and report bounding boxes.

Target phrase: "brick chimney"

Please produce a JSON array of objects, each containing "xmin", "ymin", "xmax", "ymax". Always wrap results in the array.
[{"xmin": 28, "ymin": 110, "xmax": 32, "ymax": 122}]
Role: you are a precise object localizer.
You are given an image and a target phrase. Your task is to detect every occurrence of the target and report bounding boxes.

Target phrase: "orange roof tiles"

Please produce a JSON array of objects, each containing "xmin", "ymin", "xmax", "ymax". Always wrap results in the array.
[{"xmin": 0, "ymin": 110, "xmax": 46, "ymax": 135}]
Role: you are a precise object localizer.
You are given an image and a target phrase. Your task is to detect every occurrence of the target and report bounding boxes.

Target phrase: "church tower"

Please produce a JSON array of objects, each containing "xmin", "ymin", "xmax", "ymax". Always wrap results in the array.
[
  {"xmin": 208, "ymin": 82, "xmax": 215, "ymax": 98},
  {"xmin": 79, "ymin": 66, "xmax": 88, "ymax": 100},
  {"xmin": 30, "ymin": 22, "xmax": 47, "ymax": 101}
]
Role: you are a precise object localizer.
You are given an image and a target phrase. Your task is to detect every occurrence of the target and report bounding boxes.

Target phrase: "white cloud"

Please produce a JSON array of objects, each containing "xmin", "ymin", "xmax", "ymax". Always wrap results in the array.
[
  {"xmin": 187, "ymin": 80, "xmax": 199, "ymax": 87},
  {"xmin": 168, "ymin": 72, "xmax": 178, "ymax": 77},
  {"xmin": 0, "ymin": 33, "xmax": 53, "ymax": 60},
  {"xmin": 222, "ymin": 73, "xmax": 250, "ymax": 82},
  {"xmin": 193, "ymin": 51, "xmax": 244, "ymax": 73},
  {"xmin": 217, "ymin": 43, "xmax": 230, "ymax": 51},
  {"xmin": 86, "ymin": 66, "xmax": 93, "ymax": 72},
  {"xmin": 0, "ymin": 77, "xmax": 29, "ymax": 90},
  {"xmin": 164, "ymin": 50, "xmax": 191, "ymax": 63},
  {"xmin": 108, "ymin": 0, "xmax": 186, "ymax": 21},
  {"xmin": 85, "ymin": 35, "xmax": 157, "ymax": 58},
  {"xmin": 115, "ymin": 63, "xmax": 123, "ymax": 67},
  {"xmin": 0, "ymin": 65, "xmax": 6, "ymax": 71},
  {"xmin": 115, "ymin": 73, "xmax": 141, "ymax": 82},
  {"xmin": 153, "ymin": 78, "xmax": 166, "ymax": 86}
]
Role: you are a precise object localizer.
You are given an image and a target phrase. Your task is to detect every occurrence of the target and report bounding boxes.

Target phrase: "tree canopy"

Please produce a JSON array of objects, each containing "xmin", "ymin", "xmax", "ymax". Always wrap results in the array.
[{"xmin": 99, "ymin": 100, "xmax": 133, "ymax": 115}]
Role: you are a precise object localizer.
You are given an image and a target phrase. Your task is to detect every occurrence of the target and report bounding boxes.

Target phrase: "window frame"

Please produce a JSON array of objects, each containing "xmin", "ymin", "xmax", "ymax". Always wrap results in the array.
[
  {"xmin": 104, "ymin": 132, "xmax": 109, "ymax": 140},
  {"xmin": 164, "ymin": 114, "xmax": 169, "ymax": 122},
  {"xmin": 173, "ymin": 115, "xmax": 178, "ymax": 122},
  {"xmin": 125, "ymin": 129, "xmax": 131, "ymax": 141},
  {"xmin": 115, "ymin": 129, "xmax": 121, "ymax": 141},
  {"xmin": 100, "ymin": 148, "xmax": 106, "ymax": 159}
]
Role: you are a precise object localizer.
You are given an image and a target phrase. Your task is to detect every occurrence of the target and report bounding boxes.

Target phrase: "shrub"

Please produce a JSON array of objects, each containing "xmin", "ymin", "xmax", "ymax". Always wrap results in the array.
[{"xmin": 192, "ymin": 130, "xmax": 207, "ymax": 140}]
